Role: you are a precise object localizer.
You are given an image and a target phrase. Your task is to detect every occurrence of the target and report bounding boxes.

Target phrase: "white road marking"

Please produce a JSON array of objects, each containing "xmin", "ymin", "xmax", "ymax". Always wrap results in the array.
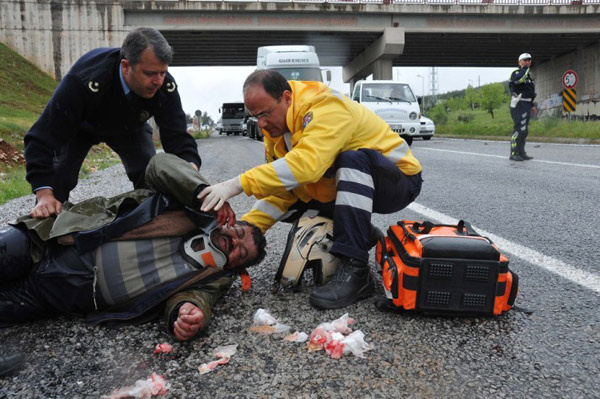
[
  {"xmin": 407, "ymin": 202, "xmax": 600, "ymax": 295},
  {"xmin": 416, "ymin": 147, "xmax": 600, "ymax": 169}
]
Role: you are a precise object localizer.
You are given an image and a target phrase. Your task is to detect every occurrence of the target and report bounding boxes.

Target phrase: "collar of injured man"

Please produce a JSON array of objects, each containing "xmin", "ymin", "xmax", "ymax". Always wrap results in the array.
[{"xmin": 181, "ymin": 219, "xmax": 266, "ymax": 270}]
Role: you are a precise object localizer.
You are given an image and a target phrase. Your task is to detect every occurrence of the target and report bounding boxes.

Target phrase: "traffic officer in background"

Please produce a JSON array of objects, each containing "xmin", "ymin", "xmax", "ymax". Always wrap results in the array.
[
  {"xmin": 24, "ymin": 27, "xmax": 202, "ymax": 218},
  {"xmin": 198, "ymin": 70, "xmax": 423, "ymax": 310},
  {"xmin": 509, "ymin": 52, "xmax": 537, "ymax": 161}
]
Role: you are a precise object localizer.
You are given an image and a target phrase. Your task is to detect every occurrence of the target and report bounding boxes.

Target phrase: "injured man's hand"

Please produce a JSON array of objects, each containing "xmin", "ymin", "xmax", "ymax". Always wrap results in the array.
[{"xmin": 174, "ymin": 302, "xmax": 204, "ymax": 341}]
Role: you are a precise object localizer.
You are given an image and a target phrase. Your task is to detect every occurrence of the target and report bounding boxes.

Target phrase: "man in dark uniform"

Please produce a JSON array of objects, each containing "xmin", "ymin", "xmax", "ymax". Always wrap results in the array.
[
  {"xmin": 509, "ymin": 52, "xmax": 537, "ymax": 161},
  {"xmin": 0, "ymin": 154, "xmax": 266, "ymax": 342},
  {"xmin": 24, "ymin": 27, "xmax": 201, "ymax": 219}
]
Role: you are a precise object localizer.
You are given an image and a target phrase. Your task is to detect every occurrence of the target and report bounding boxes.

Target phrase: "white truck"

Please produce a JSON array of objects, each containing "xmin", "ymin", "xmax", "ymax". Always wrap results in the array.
[
  {"xmin": 248, "ymin": 45, "xmax": 331, "ymax": 141},
  {"xmin": 351, "ymin": 80, "xmax": 424, "ymax": 146},
  {"xmin": 219, "ymin": 102, "xmax": 247, "ymax": 136},
  {"xmin": 256, "ymin": 45, "xmax": 330, "ymax": 83}
]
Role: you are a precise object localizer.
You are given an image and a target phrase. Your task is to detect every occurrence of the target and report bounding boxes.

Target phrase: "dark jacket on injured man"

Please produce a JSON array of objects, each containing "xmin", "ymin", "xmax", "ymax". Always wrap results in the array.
[{"xmin": 10, "ymin": 153, "xmax": 233, "ymax": 332}]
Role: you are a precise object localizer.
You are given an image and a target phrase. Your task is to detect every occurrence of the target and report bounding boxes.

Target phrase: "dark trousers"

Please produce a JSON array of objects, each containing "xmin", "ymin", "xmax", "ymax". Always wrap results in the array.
[
  {"xmin": 0, "ymin": 227, "xmax": 97, "ymax": 327},
  {"xmin": 283, "ymin": 149, "xmax": 422, "ymax": 263},
  {"xmin": 510, "ymin": 101, "xmax": 532, "ymax": 156},
  {"xmin": 52, "ymin": 123, "xmax": 156, "ymax": 202}
]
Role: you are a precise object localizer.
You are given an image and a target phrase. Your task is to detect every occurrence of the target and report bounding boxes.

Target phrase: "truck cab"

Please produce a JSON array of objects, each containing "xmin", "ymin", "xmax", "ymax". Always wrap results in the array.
[
  {"xmin": 351, "ymin": 80, "xmax": 422, "ymax": 145},
  {"xmin": 248, "ymin": 45, "xmax": 331, "ymax": 141},
  {"xmin": 256, "ymin": 45, "xmax": 331, "ymax": 83},
  {"xmin": 219, "ymin": 102, "xmax": 247, "ymax": 136}
]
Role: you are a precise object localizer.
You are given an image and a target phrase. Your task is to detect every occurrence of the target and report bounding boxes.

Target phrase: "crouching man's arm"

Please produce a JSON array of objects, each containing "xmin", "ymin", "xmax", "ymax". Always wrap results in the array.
[
  {"xmin": 145, "ymin": 153, "xmax": 236, "ymax": 227},
  {"xmin": 164, "ymin": 276, "xmax": 234, "ymax": 341}
]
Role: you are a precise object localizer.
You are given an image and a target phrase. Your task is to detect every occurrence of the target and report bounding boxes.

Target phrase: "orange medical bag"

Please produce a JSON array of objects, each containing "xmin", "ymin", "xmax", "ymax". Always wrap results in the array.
[{"xmin": 375, "ymin": 220, "xmax": 518, "ymax": 315}]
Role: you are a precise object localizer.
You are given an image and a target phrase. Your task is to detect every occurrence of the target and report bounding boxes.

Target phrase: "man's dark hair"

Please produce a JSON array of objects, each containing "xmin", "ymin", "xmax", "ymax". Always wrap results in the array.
[
  {"xmin": 243, "ymin": 70, "xmax": 292, "ymax": 100},
  {"xmin": 121, "ymin": 27, "xmax": 173, "ymax": 66},
  {"xmin": 237, "ymin": 220, "xmax": 267, "ymax": 269}
]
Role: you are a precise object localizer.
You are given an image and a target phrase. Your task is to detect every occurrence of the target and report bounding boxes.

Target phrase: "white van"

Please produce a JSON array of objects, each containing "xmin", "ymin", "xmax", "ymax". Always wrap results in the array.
[{"xmin": 351, "ymin": 80, "xmax": 422, "ymax": 145}]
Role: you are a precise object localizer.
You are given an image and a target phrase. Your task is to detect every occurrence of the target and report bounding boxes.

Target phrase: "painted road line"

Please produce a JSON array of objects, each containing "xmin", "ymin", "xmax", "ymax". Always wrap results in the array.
[
  {"xmin": 416, "ymin": 147, "xmax": 600, "ymax": 169},
  {"xmin": 408, "ymin": 202, "xmax": 600, "ymax": 295}
]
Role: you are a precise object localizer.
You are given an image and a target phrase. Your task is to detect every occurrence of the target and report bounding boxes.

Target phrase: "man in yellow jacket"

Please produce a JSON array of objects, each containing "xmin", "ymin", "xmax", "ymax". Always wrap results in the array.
[{"xmin": 200, "ymin": 70, "xmax": 423, "ymax": 309}]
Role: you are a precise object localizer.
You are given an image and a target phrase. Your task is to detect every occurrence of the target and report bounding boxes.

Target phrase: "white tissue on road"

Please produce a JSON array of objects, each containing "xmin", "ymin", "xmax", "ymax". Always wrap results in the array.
[
  {"xmin": 153, "ymin": 342, "xmax": 173, "ymax": 354},
  {"xmin": 198, "ymin": 344, "xmax": 238, "ymax": 375},
  {"xmin": 307, "ymin": 313, "xmax": 374, "ymax": 359},
  {"xmin": 284, "ymin": 331, "xmax": 309, "ymax": 343},
  {"xmin": 101, "ymin": 373, "xmax": 170, "ymax": 399},
  {"xmin": 250, "ymin": 310, "xmax": 373, "ymax": 359},
  {"xmin": 249, "ymin": 308, "xmax": 291, "ymax": 335}
]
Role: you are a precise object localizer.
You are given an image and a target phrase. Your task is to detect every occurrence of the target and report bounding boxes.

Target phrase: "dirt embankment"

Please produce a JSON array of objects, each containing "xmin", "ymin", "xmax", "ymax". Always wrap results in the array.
[{"xmin": 0, "ymin": 138, "xmax": 25, "ymax": 166}]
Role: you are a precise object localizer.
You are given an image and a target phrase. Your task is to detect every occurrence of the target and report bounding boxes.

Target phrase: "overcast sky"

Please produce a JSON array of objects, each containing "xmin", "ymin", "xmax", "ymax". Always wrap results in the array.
[{"xmin": 169, "ymin": 66, "xmax": 514, "ymax": 122}]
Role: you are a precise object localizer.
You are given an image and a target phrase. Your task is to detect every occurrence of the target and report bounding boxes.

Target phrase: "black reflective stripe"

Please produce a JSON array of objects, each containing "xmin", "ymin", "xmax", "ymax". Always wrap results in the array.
[
  {"xmin": 403, "ymin": 273, "xmax": 419, "ymax": 291},
  {"xmin": 273, "ymin": 218, "xmax": 300, "ymax": 287},
  {"xmin": 496, "ymin": 281, "xmax": 507, "ymax": 296},
  {"xmin": 396, "ymin": 221, "xmax": 416, "ymax": 242},
  {"xmin": 410, "ymin": 221, "xmax": 435, "ymax": 235},
  {"xmin": 508, "ymin": 271, "xmax": 519, "ymax": 306}
]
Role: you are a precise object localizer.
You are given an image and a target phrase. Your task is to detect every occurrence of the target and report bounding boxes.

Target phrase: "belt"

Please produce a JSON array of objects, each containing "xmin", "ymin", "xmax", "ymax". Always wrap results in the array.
[{"xmin": 520, "ymin": 98, "xmax": 533, "ymax": 102}]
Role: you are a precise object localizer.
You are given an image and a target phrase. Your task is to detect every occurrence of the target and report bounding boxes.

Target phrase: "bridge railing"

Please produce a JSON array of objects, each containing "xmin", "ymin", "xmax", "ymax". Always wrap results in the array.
[{"xmin": 201, "ymin": 0, "xmax": 600, "ymax": 4}]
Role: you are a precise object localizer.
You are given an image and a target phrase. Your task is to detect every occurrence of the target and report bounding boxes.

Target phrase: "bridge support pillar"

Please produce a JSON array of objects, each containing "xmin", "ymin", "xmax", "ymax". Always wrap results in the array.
[
  {"xmin": 372, "ymin": 59, "xmax": 393, "ymax": 80},
  {"xmin": 342, "ymin": 27, "xmax": 404, "ymax": 84}
]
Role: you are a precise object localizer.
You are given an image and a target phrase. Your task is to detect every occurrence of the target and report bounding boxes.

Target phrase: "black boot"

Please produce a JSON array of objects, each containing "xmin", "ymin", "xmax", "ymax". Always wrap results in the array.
[
  {"xmin": 520, "ymin": 152, "xmax": 534, "ymax": 160},
  {"xmin": 368, "ymin": 224, "xmax": 384, "ymax": 249},
  {"xmin": 0, "ymin": 353, "xmax": 25, "ymax": 377},
  {"xmin": 509, "ymin": 154, "xmax": 524, "ymax": 161},
  {"xmin": 309, "ymin": 258, "xmax": 374, "ymax": 309}
]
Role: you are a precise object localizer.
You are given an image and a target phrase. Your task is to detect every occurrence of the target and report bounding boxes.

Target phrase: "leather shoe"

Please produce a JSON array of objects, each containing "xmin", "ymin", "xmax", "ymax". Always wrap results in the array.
[
  {"xmin": 509, "ymin": 154, "xmax": 524, "ymax": 161},
  {"xmin": 309, "ymin": 258, "xmax": 374, "ymax": 309},
  {"xmin": 0, "ymin": 353, "xmax": 25, "ymax": 377}
]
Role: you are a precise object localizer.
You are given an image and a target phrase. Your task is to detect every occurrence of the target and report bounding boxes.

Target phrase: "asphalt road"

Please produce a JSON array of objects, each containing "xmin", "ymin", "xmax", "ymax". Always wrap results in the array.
[{"xmin": 1, "ymin": 135, "xmax": 599, "ymax": 398}]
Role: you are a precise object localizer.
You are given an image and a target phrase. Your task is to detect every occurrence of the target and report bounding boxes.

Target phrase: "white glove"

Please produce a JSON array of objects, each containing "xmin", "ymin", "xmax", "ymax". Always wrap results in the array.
[{"xmin": 199, "ymin": 176, "xmax": 243, "ymax": 212}]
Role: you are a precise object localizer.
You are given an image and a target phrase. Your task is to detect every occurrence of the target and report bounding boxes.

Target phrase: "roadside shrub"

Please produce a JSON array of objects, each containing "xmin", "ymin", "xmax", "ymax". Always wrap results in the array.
[
  {"xmin": 429, "ymin": 104, "xmax": 448, "ymax": 125},
  {"xmin": 457, "ymin": 114, "xmax": 474, "ymax": 123}
]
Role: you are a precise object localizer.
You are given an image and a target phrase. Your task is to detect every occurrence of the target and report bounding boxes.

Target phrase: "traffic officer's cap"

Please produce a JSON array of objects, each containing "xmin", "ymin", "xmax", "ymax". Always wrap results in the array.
[{"xmin": 518, "ymin": 53, "xmax": 532, "ymax": 61}]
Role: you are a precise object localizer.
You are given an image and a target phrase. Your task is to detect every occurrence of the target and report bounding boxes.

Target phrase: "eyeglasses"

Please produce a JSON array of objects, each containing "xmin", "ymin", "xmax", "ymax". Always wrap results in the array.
[{"xmin": 248, "ymin": 96, "xmax": 281, "ymax": 120}]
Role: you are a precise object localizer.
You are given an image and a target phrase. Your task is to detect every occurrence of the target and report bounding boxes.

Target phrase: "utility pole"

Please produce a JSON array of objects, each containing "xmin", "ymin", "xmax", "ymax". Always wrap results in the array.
[
  {"xmin": 417, "ymin": 74, "xmax": 425, "ymax": 111},
  {"xmin": 429, "ymin": 67, "xmax": 438, "ymax": 106}
]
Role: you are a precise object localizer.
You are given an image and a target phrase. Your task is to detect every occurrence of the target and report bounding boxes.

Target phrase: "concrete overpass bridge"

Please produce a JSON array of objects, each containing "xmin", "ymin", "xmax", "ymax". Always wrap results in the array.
[{"xmin": 1, "ymin": 0, "xmax": 600, "ymax": 115}]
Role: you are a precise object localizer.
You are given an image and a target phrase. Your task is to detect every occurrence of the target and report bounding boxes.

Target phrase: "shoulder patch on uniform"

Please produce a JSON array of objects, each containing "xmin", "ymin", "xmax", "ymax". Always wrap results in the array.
[
  {"xmin": 165, "ymin": 81, "xmax": 177, "ymax": 93},
  {"xmin": 88, "ymin": 81, "xmax": 100, "ymax": 93},
  {"xmin": 302, "ymin": 112, "xmax": 313, "ymax": 129}
]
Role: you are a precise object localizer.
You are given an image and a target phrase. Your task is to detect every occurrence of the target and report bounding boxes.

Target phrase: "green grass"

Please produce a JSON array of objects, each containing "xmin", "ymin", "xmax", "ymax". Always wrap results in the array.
[
  {"xmin": 434, "ymin": 106, "xmax": 600, "ymax": 143},
  {"xmin": 0, "ymin": 168, "xmax": 30, "ymax": 204},
  {"xmin": 190, "ymin": 129, "xmax": 214, "ymax": 140}
]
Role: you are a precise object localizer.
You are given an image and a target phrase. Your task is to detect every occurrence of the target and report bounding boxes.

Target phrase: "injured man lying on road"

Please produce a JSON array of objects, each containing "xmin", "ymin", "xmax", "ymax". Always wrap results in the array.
[{"xmin": 0, "ymin": 153, "xmax": 266, "ymax": 341}]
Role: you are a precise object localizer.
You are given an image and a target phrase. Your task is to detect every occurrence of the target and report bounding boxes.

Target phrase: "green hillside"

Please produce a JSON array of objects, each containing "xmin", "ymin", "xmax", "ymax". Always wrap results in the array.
[
  {"xmin": 0, "ymin": 43, "xmax": 120, "ymax": 204},
  {"xmin": 0, "ymin": 43, "xmax": 57, "ymax": 159}
]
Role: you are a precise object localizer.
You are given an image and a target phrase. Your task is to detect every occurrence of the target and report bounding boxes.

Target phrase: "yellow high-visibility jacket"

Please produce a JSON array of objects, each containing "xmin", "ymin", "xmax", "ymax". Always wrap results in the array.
[{"xmin": 241, "ymin": 80, "xmax": 422, "ymax": 233}]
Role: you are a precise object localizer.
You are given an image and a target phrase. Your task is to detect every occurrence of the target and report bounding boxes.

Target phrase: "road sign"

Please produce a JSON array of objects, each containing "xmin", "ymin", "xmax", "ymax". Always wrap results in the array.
[
  {"xmin": 562, "ymin": 88, "xmax": 577, "ymax": 112},
  {"xmin": 562, "ymin": 70, "xmax": 578, "ymax": 89}
]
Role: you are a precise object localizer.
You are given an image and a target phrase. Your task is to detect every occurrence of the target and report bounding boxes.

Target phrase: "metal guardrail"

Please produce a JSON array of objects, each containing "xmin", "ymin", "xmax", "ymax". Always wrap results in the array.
[{"xmin": 187, "ymin": 0, "xmax": 600, "ymax": 4}]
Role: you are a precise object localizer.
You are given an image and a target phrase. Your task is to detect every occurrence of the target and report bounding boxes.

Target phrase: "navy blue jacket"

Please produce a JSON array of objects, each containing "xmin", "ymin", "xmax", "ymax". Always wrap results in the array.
[
  {"xmin": 24, "ymin": 47, "xmax": 202, "ymax": 191},
  {"xmin": 509, "ymin": 67, "xmax": 536, "ymax": 100}
]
